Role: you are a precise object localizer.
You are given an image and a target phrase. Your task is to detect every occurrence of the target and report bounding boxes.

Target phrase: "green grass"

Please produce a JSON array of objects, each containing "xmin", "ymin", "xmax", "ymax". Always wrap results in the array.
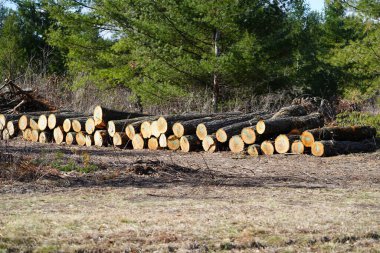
[{"xmin": 48, "ymin": 151, "xmax": 99, "ymax": 173}]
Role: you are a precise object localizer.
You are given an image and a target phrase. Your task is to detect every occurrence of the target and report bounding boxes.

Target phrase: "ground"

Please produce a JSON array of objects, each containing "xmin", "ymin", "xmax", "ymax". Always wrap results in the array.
[{"xmin": 0, "ymin": 140, "xmax": 379, "ymax": 252}]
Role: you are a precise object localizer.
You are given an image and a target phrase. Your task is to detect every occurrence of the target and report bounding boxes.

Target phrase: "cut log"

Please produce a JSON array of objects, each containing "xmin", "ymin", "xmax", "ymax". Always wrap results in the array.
[
  {"xmin": 132, "ymin": 134, "xmax": 145, "ymax": 150},
  {"xmin": 113, "ymin": 132, "xmax": 129, "ymax": 147},
  {"xmin": 148, "ymin": 137, "xmax": 159, "ymax": 150},
  {"xmin": 39, "ymin": 131, "xmax": 52, "ymax": 143},
  {"xmin": 301, "ymin": 126, "xmax": 377, "ymax": 148},
  {"xmin": 71, "ymin": 118, "xmax": 87, "ymax": 133},
  {"xmin": 76, "ymin": 132, "xmax": 87, "ymax": 146},
  {"xmin": 107, "ymin": 120, "xmax": 127, "ymax": 138},
  {"xmin": 85, "ymin": 135, "xmax": 94, "ymax": 147},
  {"xmin": 196, "ymin": 111, "xmax": 270, "ymax": 141},
  {"xmin": 274, "ymin": 134, "xmax": 290, "ymax": 154},
  {"xmin": 167, "ymin": 135, "xmax": 180, "ymax": 151},
  {"xmin": 202, "ymin": 135, "xmax": 217, "ymax": 153},
  {"xmin": 271, "ymin": 105, "xmax": 307, "ymax": 119},
  {"xmin": 65, "ymin": 132, "xmax": 77, "ymax": 145},
  {"xmin": 229, "ymin": 135, "xmax": 245, "ymax": 153},
  {"xmin": 18, "ymin": 115, "xmax": 39, "ymax": 131},
  {"xmin": 31, "ymin": 129, "xmax": 40, "ymax": 142},
  {"xmin": 311, "ymin": 139, "xmax": 376, "ymax": 157},
  {"xmin": 53, "ymin": 126, "xmax": 65, "ymax": 144},
  {"xmin": 256, "ymin": 113, "xmax": 324, "ymax": 136},
  {"xmin": 6, "ymin": 120, "xmax": 18, "ymax": 137},
  {"xmin": 93, "ymin": 106, "xmax": 146, "ymax": 128},
  {"xmin": 94, "ymin": 130, "xmax": 108, "ymax": 147},
  {"xmin": 125, "ymin": 121, "xmax": 142, "ymax": 139},
  {"xmin": 47, "ymin": 114, "xmax": 68, "ymax": 130},
  {"xmin": 180, "ymin": 135, "xmax": 202, "ymax": 152},
  {"xmin": 140, "ymin": 121, "xmax": 152, "ymax": 139},
  {"xmin": 23, "ymin": 128, "xmax": 32, "ymax": 141},
  {"xmin": 158, "ymin": 134, "xmax": 167, "ymax": 148},
  {"xmin": 0, "ymin": 114, "xmax": 6, "ymax": 127},
  {"xmin": 260, "ymin": 141, "xmax": 275, "ymax": 156},
  {"xmin": 247, "ymin": 144, "xmax": 261, "ymax": 157},
  {"xmin": 150, "ymin": 121, "xmax": 161, "ymax": 138},
  {"xmin": 38, "ymin": 114, "xmax": 48, "ymax": 131},
  {"xmin": 291, "ymin": 140, "xmax": 305, "ymax": 154},
  {"xmin": 241, "ymin": 127, "xmax": 256, "ymax": 145},
  {"xmin": 63, "ymin": 119, "xmax": 72, "ymax": 133},
  {"xmin": 85, "ymin": 118, "xmax": 96, "ymax": 135},
  {"xmin": 2, "ymin": 129, "xmax": 10, "ymax": 140}
]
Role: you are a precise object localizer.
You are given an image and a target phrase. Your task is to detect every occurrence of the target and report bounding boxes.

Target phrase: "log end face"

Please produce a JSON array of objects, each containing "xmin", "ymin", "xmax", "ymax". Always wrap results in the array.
[
  {"xmin": 19, "ymin": 115, "xmax": 28, "ymax": 131},
  {"xmin": 215, "ymin": 129, "xmax": 227, "ymax": 143},
  {"xmin": 141, "ymin": 121, "xmax": 152, "ymax": 139},
  {"xmin": 76, "ymin": 132, "xmax": 86, "ymax": 146},
  {"xmin": 179, "ymin": 136, "xmax": 190, "ymax": 152},
  {"xmin": 311, "ymin": 141, "xmax": 324, "ymax": 157},
  {"xmin": 157, "ymin": 116, "xmax": 168, "ymax": 134},
  {"xmin": 275, "ymin": 134, "xmax": 290, "ymax": 154},
  {"xmin": 261, "ymin": 141, "xmax": 274, "ymax": 156},
  {"xmin": 63, "ymin": 119, "xmax": 72, "ymax": 133},
  {"xmin": 85, "ymin": 118, "xmax": 95, "ymax": 135},
  {"xmin": 53, "ymin": 127, "xmax": 64, "ymax": 144},
  {"xmin": 301, "ymin": 131, "xmax": 314, "ymax": 147},
  {"xmin": 150, "ymin": 121, "xmax": 161, "ymax": 138},
  {"xmin": 0, "ymin": 114, "xmax": 5, "ymax": 127},
  {"xmin": 148, "ymin": 137, "xmax": 159, "ymax": 150},
  {"xmin": 159, "ymin": 134, "xmax": 167, "ymax": 148},
  {"xmin": 132, "ymin": 134, "xmax": 144, "ymax": 149},
  {"xmin": 229, "ymin": 135, "xmax": 245, "ymax": 153},
  {"xmin": 247, "ymin": 144, "xmax": 260, "ymax": 156},
  {"xmin": 38, "ymin": 115, "xmax": 48, "ymax": 131},
  {"xmin": 256, "ymin": 120, "xmax": 265, "ymax": 135},
  {"xmin": 125, "ymin": 125, "xmax": 136, "ymax": 139},
  {"xmin": 167, "ymin": 135, "xmax": 180, "ymax": 150},
  {"xmin": 202, "ymin": 135, "xmax": 215, "ymax": 152},
  {"xmin": 173, "ymin": 122, "xmax": 184, "ymax": 138},
  {"xmin": 241, "ymin": 127, "xmax": 256, "ymax": 144},
  {"xmin": 196, "ymin": 124, "xmax": 207, "ymax": 141},
  {"xmin": 107, "ymin": 121, "xmax": 116, "ymax": 138},
  {"xmin": 47, "ymin": 114, "xmax": 56, "ymax": 130},
  {"xmin": 93, "ymin": 105, "xmax": 103, "ymax": 125}
]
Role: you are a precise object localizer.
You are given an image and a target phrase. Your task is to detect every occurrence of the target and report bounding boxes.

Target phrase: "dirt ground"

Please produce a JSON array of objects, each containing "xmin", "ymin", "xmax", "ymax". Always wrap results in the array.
[{"xmin": 0, "ymin": 139, "xmax": 379, "ymax": 252}]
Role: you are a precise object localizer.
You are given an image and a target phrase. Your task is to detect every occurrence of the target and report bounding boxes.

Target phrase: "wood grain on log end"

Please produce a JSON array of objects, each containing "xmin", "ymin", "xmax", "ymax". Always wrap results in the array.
[
  {"xmin": 301, "ymin": 130, "xmax": 314, "ymax": 147},
  {"xmin": 150, "ymin": 121, "xmax": 161, "ymax": 138},
  {"xmin": 132, "ymin": 134, "xmax": 144, "ymax": 150},
  {"xmin": 157, "ymin": 116, "xmax": 168, "ymax": 134},
  {"xmin": 274, "ymin": 134, "xmax": 290, "ymax": 154},
  {"xmin": 261, "ymin": 141, "xmax": 275, "ymax": 156},
  {"xmin": 229, "ymin": 135, "xmax": 245, "ymax": 153},
  {"xmin": 196, "ymin": 123, "xmax": 207, "ymax": 141},
  {"xmin": 94, "ymin": 130, "xmax": 108, "ymax": 147},
  {"xmin": 39, "ymin": 131, "xmax": 52, "ymax": 143},
  {"xmin": 173, "ymin": 122, "xmax": 184, "ymax": 138},
  {"xmin": 291, "ymin": 140, "xmax": 305, "ymax": 154},
  {"xmin": 247, "ymin": 144, "xmax": 261, "ymax": 157},
  {"xmin": 202, "ymin": 135, "xmax": 216, "ymax": 153},
  {"xmin": 113, "ymin": 132, "xmax": 128, "ymax": 147},
  {"xmin": 65, "ymin": 132, "xmax": 77, "ymax": 145},
  {"xmin": 76, "ymin": 132, "xmax": 87, "ymax": 146},
  {"xmin": 148, "ymin": 137, "xmax": 159, "ymax": 150},
  {"xmin": 63, "ymin": 119, "xmax": 72, "ymax": 133},
  {"xmin": 167, "ymin": 135, "xmax": 180, "ymax": 151},
  {"xmin": 53, "ymin": 126, "xmax": 65, "ymax": 144},
  {"xmin": 18, "ymin": 115, "xmax": 29, "ymax": 131},
  {"xmin": 140, "ymin": 121, "xmax": 152, "ymax": 139},
  {"xmin": 85, "ymin": 135, "xmax": 94, "ymax": 147},
  {"xmin": 38, "ymin": 115, "xmax": 48, "ymax": 131},
  {"xmin": 125, "ymin": 124, "xmax": 136, "ymax": 139},
  {"xmin": 72, "ymin": 119, "xmax": 83, "ymax": 133},
  {"xmin": 241, "ymin": 127, "xmax": 256, "ymax": 144},
  {"xmin": 85, "ymin": 118, "xmax": 96, "ymax": 135},
  {"xmin": 159, "ymin": 134, "xmax": 167, "ymax": 148},
  {"xmin": 215, "ymin": 128, "xmax": 228, "ymax": 143}
]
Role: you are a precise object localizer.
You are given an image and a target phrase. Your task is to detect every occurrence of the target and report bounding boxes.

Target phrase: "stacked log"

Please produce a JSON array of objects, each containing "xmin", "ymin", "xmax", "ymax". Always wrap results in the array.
[{"xmin": 0, "ymin": 104, "xmax": 377, "ymax": 158}]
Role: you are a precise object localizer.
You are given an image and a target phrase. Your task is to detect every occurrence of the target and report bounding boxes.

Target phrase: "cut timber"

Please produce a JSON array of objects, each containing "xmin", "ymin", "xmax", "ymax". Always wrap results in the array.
[
  {"xmin": 216, "ymin": 118, "xmax": 265, "ymax": 143},
  {"xmin": 140, "ymin": 121, "xmax": 152, "ymax": 139},
  {"xmin": 274, "ymin": 134, "xmax": 290, "ymax": 154},
  {"xmin": 271, "ymin": 105, "xmax": 307, "ymax": 119},
  {"xmin": 113, "ymin": 132, "xmax": 129, "ymax": 147},
  {"xmin": 241, "ymin": 127, "xmax": 256, "ymax": 145},
  {"xmin": 6, "ymin": 120, "xmax": 18, "ymax": 137},
  {"xmin": 261, "ymin": 141, "xmax": 275, "ymax": 156},
  {"xmin": 63, "ymin": 119, "xmax": 72, "ymax": 133},
  {"xmin": 256, "ymin": 113, "xmax": 324, "ymax": 136},
  {"xmin": 2, "ymin": 129, "xmax": 10, "ymax": 140},
  {"xmin": 47, "ymin": 114, "xmax": 71, "ymax": 130},
  {"xmin": 53, "ymin": 126, "xmax": 65, "ymax": 144},
  {"xmin": 159, "ymin": 134, "xmax": 167, "ymax": 148},
  {"xmin": 71, "ymin": 118, "xmax": 87, "ymax": 133},
  {"xmin": 167, "ymin": 135, "xmax": 180, "ymax": 151},
  {"xmin": 93, "ymin": 106, "xmax": 146, "ymax": 128},
  {"xmin": 132, "ymin": 134, "xmax": 144, "ymax": 150},
  {"xmin": 39, "ymin": 131, "xmax": 52, "ymax": 143},
  {"xmin": 107, "ymin": 120, "xmax": 127, "ymax": 138},
  {"xmin": 197, "ymin": 111, "xmax": 270, "ymax": 141},
  {"xmin": 76, "ymin": 132, "xmax": 87, "ymax": 146},
  {"xmin": 125, "ymin": 122, "xmax": 141, "ymax": 139},
  {"xmin": 301, "ymin": 126, "xmax": 377, "ymax": 148},
  {"xmin": 180, "ymin": 135, "xmax": 202, "ymax": 152},
  {"xmin": 229, "ymin": 135, "xmax": 245, "ymax": 153},
  {"xmin": 31, "ymin": 129, "xmax": 40, "ymax": 142},
  {"xmin": 311, "ymin": 139, "xmax": 376, "ymax": 157},
  {"xmin": 85, "ymin": 118, "xmax": 96, "ymax": 135},
  {"xmin": 38, "ymin": 114, "xmax": 48, "ymax": 131},
  {"xmin": 150, "ymin": 121, "xmax": 160, "ymax": 138},
  {"xmin": 94, "ymin": 130, "xmax": 108, "ymax": 147},
  {"xmin": 202, "ymin": 135, "xmax": 217, "ymax": 153},
  {"xmin": 291, "ymin": 140, "xmax": 304, "ymax": 154},
  {"xmin": 23, "ymin": 128, "xmax": 32, "ymax": 141},
  {"xmin": 148, "ymin": 137, "xmax": 159, "ymax": 150},
  {"xmin": 65, "ymin": 132, "xmax": 77, "ymax": 145},
  {"xmin": 85, "ymin": 135, "xmax": 94, "ymax": 147},
  {"xmin": 18, "ymin": 115, "xmax": 39, "ymax": 131},
  {"xmin": 247, "ymin": 144, "xmax": 261, "ymax": 157}
]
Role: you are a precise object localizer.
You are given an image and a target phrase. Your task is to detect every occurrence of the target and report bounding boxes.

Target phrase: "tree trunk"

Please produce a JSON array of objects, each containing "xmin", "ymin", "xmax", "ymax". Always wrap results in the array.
[
  {"xmin": 271, "ymin": 105, "xmax": 307, "ymax": 119},
  {"xmin": 311, "ymin": 139, "xmax": 376, "ymax": 157},
  {"xmin": 256, "ymin": 113, "xmax": 324, "ymax": 136},
  {"xmin": 93, "ymin": 106, "xmax": 147, "ymax": 128},
  {"xmin": 48, "ymin": 113, "xmax": 87, "ymax": 130},
  {"xmin": 196, "ymin": 111, "xmax": 269, "ymax": 141},
  {"xmin": 180, "ymin": 135, "xmax": 203, "ymax": 152},
  {"xmin": 113, "ymin": 132, "xmax": 129, "ymax": 148},
  {"xmin": 70, "ymin": 117, "xmax": 88, "ymax": 133},
  {"xmin": 301, "ymin": 126, "xmax": 376, "ymax": 148},
  {"xmin": 212, "ymin": 29, "xmax": 220, "ymax": 112}
]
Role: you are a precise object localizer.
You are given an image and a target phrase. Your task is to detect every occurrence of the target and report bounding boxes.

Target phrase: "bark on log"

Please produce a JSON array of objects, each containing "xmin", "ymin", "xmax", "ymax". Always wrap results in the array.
[
  {"xmin": 301, "ymin": 126, "xmax": 377, "ymax": 148},
  {"xmin": 256, "ymin": 113, "xmax": 324, "ymax": 136},
  {"xmin": 196, "ymin": 111, "xmax": 269, "ymax": 141},
  {"xmin": 229, "ymin": 135, "xmax": 245, "ymax": 153},
  {"xmin": 53, "ymin": 126, "xmax": 65, "ymax": 144},
  {"xmin": 261, "ymin": 141, "xmax": 275, "ymax": 155},
  {"xmin": 94, "ymin": 130, "xmax": 108, "ymax": 147},
  {"xmin": 311, "ymin": 139, "xmax": 376, "ymax": 157},
  {"xmin": 180, "ymin": 135, "xmax": 202, "ymax": 152},
  {"xmin": 113, "ymin": 132, "xmax": 129, "ymax": 147},
  {"xmin": 6, "ymin": 120, "xmax": 18, "ymax": 137},
  {"xmin": 247, "ymin": 144, "xmax": 261, "ymax": 156},
  {"xmin": 93, "ymin": 106, "xmax": 147, "ymax": 128},
  {"xmin": 271, "ymin": 105, "xmax": 307, "ymax": 119},
  {"xmin": 65, "ymin": 132, "xmax": 77, "ymax": 145},
  {"xmin": 39, "ymin": 131, "xmax": 53, "ymax": 143}
]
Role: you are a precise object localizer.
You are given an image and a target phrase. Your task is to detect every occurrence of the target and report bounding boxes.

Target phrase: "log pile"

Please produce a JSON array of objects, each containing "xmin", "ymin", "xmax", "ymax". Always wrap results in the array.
[{"xmin": 0, "ymin": 104, "xmax": 377, "ymax": 157}]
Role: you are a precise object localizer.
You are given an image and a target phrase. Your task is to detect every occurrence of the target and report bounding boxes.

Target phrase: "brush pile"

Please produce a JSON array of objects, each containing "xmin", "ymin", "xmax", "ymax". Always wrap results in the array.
[{"xmin": 0, "ymin": 105, "xmax": 377, "ymax": 157}]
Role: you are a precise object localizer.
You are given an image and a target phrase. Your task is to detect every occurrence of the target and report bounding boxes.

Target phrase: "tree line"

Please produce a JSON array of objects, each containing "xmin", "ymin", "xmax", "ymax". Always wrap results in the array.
[{"xmin": 0, "ymin": 0, "xmax": 378, "ymax": 111}]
